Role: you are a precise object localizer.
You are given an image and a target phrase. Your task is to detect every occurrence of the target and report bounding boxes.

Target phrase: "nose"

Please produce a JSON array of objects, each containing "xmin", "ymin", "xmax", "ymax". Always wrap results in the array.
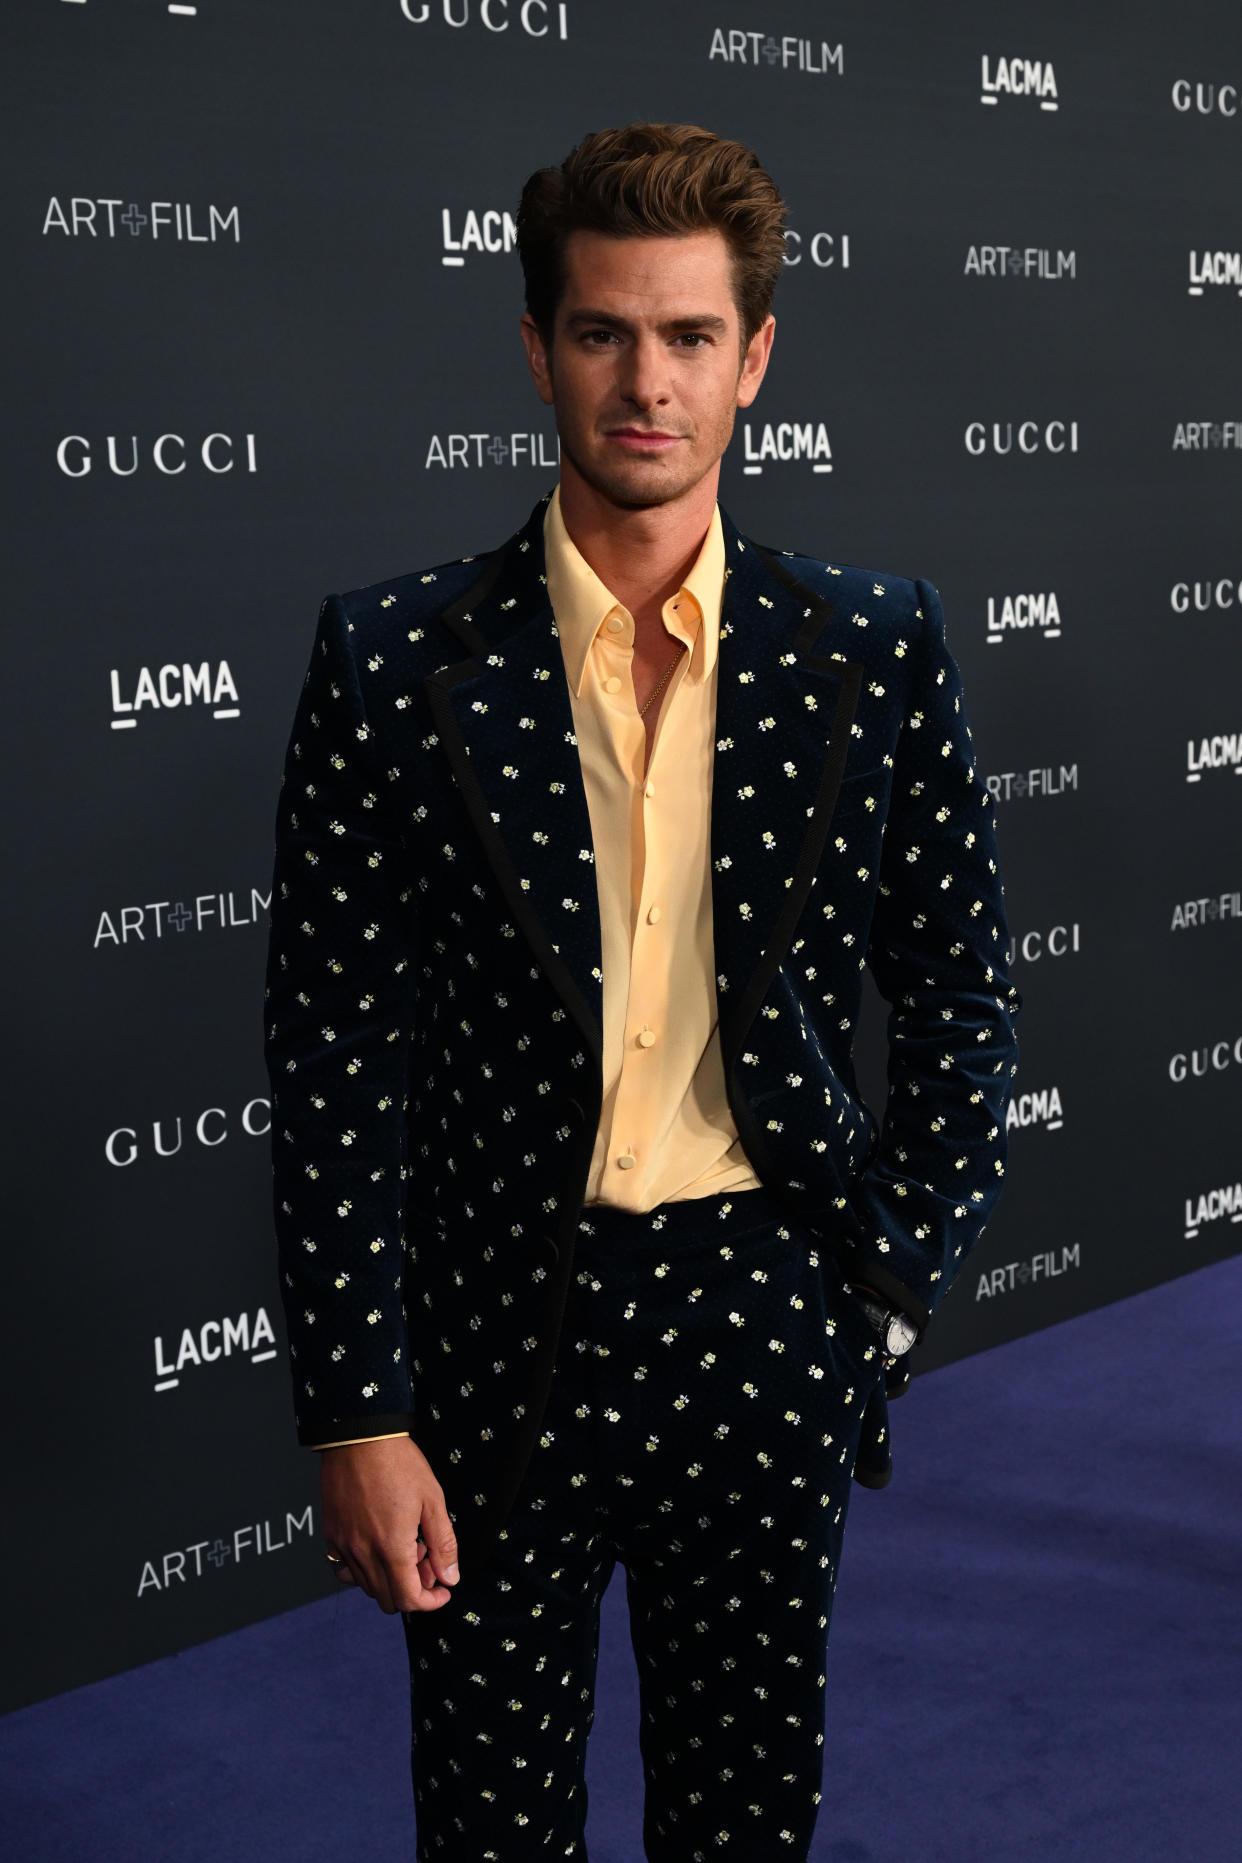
[{"xmin": 617, "ymin": 334, "xmax": 671, "ymax": 413}]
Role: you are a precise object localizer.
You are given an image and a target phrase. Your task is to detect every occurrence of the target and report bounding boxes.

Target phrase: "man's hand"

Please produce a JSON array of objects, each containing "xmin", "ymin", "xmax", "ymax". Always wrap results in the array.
[{"xmin": 320, "ymin": 1436, "xmax": 459, "ymax": 1615}]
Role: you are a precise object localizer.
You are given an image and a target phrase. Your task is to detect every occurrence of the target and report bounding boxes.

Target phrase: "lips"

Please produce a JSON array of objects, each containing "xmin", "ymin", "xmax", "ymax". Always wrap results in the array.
[{"xmin": 607, "ymin": 429, "xmax": 683, "ymax": 453}]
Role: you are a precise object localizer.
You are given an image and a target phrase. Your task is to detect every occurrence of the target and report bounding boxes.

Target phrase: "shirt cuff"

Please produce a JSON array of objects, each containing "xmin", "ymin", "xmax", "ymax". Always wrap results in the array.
[{"xmin": 310, "ymin": 1430, "xmax": 411, "ymax": 1450}]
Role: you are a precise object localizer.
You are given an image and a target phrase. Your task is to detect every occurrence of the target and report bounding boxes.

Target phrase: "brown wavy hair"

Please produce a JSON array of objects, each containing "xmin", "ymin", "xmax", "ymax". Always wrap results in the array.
[{"xmin": 516, "ymin": 122, "xmax": 788, "ymax": 348}]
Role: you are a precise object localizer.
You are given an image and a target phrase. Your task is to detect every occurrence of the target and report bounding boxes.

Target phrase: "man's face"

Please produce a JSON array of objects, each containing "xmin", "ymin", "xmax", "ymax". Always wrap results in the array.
[{"xmin": 521, "ymin": 228, "xmax": 774, "ymax": 510}]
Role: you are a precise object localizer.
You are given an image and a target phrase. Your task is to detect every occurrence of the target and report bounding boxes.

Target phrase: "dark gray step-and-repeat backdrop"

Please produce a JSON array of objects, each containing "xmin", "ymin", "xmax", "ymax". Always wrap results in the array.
[{"xmin": 6, "ymin": 0, "xmax": 1239, "ymax": 1713}]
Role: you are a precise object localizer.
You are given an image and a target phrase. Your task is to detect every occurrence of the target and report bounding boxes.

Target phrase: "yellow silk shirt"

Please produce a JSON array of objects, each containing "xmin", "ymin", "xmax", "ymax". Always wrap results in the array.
[{"xmin": 544, "ymin": 484, "xmax": 761, "ymax": 1212}]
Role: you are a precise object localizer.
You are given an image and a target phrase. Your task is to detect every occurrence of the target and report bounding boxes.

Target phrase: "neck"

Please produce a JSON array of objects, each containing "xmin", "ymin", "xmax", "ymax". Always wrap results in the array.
[{"xmin": 556, "ymin": 457, "xmax": 719, "ymax": 642}]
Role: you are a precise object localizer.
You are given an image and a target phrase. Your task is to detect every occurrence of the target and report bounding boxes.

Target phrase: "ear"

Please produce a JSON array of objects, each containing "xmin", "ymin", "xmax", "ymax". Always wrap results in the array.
[
  {"xmin": 736, "ymin": 314, "xmax": 776, "ymax": 410},
  {"xmin": 520, "ymin": 313, "xmax": 556, "ymax": 408}
]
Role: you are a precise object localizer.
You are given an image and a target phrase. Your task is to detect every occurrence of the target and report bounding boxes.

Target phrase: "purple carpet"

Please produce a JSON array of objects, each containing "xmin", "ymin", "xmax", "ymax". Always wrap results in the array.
[{"xmin": 3, "ymin": 1255, "xmax": 1240, "ymax": 1861}]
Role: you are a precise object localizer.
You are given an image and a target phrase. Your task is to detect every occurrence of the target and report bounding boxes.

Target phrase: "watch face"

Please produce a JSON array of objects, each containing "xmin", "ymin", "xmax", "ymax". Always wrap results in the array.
[{"xmin": 886, "ymin": 1313, "xmax": 918, "ymax": 1356}]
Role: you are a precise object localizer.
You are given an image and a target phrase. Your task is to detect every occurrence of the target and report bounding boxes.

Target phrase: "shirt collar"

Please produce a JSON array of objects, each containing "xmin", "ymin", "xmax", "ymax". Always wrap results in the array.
[{"xmin": 543, "ymin": 482, "xmax": 725, "ymax": 698}]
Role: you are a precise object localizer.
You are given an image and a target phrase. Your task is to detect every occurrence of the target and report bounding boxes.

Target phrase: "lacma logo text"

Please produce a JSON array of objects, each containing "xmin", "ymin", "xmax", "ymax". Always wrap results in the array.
[
  {"xmin": 1188, "ymin": 250, "xmax": 1242, "ymax": 296},
  {"xmin": 986, "ymin": 591, "xmax": 1062, "ymax": 643},
  {"xmin": 153, "ymin": 1308, "xmax": 277, "ymax": 1392},
  {"xmin": 441, "ymin": 207, "xmax": 517, "ymax": 267},
  {"xmin": 1184, "ymin": 1182, "xmax": 1242, "ymax": 1239},
  {"xmin": 979, "ymin": 55, "xmax": 1058, "ymax": 110},
  {"xmin": 1185, "ymin": 732, "xmax": 1242, "ymax": 781},
  {"xmin": 741, "ymin": 420, "xmax": 832, "ymax": 476},
  {"xmin": 110, "ymin": 661, "xmax": 239, "ymax": 730},
  {"xmin": 1006, "ymin": 1086, "xmax": 1063, "ymax": 1133}
]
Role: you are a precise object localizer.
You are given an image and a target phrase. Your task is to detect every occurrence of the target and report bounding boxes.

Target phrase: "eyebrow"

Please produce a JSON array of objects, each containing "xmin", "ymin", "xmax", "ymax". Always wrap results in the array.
[{"xmin": 564, "ymin": 309, "xmax": 730, "ymax": 335}]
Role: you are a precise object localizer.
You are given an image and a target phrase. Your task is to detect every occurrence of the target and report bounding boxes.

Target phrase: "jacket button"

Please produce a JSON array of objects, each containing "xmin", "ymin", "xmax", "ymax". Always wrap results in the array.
[
  {"xmin": 563, "ymin": 1097, "xmax": 585, "ymax": 1126},
  {"xmin": 536, "ymin": 1234, "xmax": 560, "ymax": 1266}
]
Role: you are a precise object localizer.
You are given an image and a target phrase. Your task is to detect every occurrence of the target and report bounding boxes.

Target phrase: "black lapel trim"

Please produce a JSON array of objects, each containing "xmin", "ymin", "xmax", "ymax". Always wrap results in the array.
[
  {"xmin": 753, "ymin": 539, "xmax": 846, "ymax": 666},
  {"xmin": 423, "ymin": 670, "xmax": 604, "ymax": 1076},
  {"xmin": 438, "ymin": 546, "xmax": 510, "ymax": 655}
]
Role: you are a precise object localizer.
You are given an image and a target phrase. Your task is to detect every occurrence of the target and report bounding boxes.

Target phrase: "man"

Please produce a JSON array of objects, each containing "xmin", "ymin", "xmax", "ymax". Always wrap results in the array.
[{"xmin": 264, "ymin": 122, "xmax": 1020, "ymax": 1859}]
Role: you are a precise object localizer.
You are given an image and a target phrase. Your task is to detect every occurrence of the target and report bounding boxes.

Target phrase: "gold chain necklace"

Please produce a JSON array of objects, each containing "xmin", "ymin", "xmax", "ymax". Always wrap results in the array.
[{"xmin": 638, "ymin": 642, "xmax": 686, "ymax": 717}]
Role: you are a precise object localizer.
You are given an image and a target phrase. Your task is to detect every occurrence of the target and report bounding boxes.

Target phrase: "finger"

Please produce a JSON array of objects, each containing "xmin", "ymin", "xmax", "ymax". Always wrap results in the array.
[
  {"xmin": 383, "ymin": 1545, "xmax": 452, "ymax": 1613},
  {"xmin": 324, "ymin": 1545, "xmax": 357, "ymax": 1586},
  {"xmin": 419, "ymin": 1494, "xmax": 461, "ymax": 1590},
  {"xmin": 401, "ymin": 1568, "xmax": 453, "ymax": 1613},
  {"xmin": 416, "ymin": 1551, "xmax": 450, "ymax": 1597}
]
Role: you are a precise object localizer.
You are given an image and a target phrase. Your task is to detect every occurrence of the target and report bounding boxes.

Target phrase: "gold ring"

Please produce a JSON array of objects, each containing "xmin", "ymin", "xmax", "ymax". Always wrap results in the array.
[{"xmin": 324, "ymin": 1551, "xmax": 345, "ymax": 1566}]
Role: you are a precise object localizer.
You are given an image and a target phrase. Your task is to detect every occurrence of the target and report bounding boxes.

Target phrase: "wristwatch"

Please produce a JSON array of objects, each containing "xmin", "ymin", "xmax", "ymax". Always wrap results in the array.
[{"xmin": 845, "ymin": 1286, "xmax": 918, "ymax": 1360}]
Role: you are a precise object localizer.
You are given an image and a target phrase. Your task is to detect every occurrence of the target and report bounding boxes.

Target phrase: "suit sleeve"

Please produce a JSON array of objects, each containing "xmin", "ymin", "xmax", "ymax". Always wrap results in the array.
[
  {"xmin": 263, "ymin": 595, "xmax": 417, "ymax": 1446},
  {"xmin": 841, "ymin": 578, "xmax": 1021, "ymax": 1334}
]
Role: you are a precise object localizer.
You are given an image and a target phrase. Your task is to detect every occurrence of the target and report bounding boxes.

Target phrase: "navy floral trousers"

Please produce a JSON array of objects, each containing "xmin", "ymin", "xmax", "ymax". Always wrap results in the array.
[{"xmin": 404, "ymin": 1184, "xmax": 885, "ymax": 1861}]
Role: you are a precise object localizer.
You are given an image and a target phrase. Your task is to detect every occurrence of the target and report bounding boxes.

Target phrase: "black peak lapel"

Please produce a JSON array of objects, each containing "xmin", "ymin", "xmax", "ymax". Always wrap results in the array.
[
  {"xmin": 421, "ymin": 497, "xmax": 862, "ymax": 1150},
  {"xmin": 423, "ymin": 495, "xmax": 605, "ymax": 1083},
  {"xmin": 710, "ymin": 511, "xmax": 864, "ymax": 1080}
]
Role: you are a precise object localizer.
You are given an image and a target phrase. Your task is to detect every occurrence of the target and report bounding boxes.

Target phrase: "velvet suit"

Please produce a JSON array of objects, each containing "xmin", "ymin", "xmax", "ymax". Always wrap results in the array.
[{"xmin": 263, "ymin": 489, "xmax": 1021, "ymax": 1570}]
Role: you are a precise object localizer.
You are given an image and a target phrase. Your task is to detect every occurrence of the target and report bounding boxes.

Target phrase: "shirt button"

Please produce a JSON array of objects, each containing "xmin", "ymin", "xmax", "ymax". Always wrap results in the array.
[
  {"xmin": 637, "ymin": 1029, "xmax": 657, "ymax": 1048},
  {"xmin": 644, "ymin": 780, "xmax": 655, "ymax": 797},
  {"xmin": 616, "ymin": 1153, "xmax": 637, "ymax": 1171},
  {"xmin": 606, "ymin": 616, "xmax": 624, "ymax": 633},
  {"xmin": 647, "ymin": 905, "xmax": 662, "ymax": 924},
  {"xmin": 604, "ymin": 675, "xmax": 622, "ymax": 694}
]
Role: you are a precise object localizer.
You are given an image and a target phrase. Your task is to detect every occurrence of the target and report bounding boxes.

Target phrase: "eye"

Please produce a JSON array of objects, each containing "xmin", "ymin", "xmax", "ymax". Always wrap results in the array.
[
  {"xmin": 582, "ymin": 329, "xmax": 620, "ymax": 346},
  {"xmin": 676, "ymin": 332, "xmax": 711, "ymax": 348}
]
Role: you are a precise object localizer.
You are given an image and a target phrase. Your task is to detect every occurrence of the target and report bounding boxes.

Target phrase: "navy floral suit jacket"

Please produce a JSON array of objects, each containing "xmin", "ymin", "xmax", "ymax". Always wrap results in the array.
[{"xmin": 263, "ymin": 490, "xmax": 1021, "ymax": 1569}]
